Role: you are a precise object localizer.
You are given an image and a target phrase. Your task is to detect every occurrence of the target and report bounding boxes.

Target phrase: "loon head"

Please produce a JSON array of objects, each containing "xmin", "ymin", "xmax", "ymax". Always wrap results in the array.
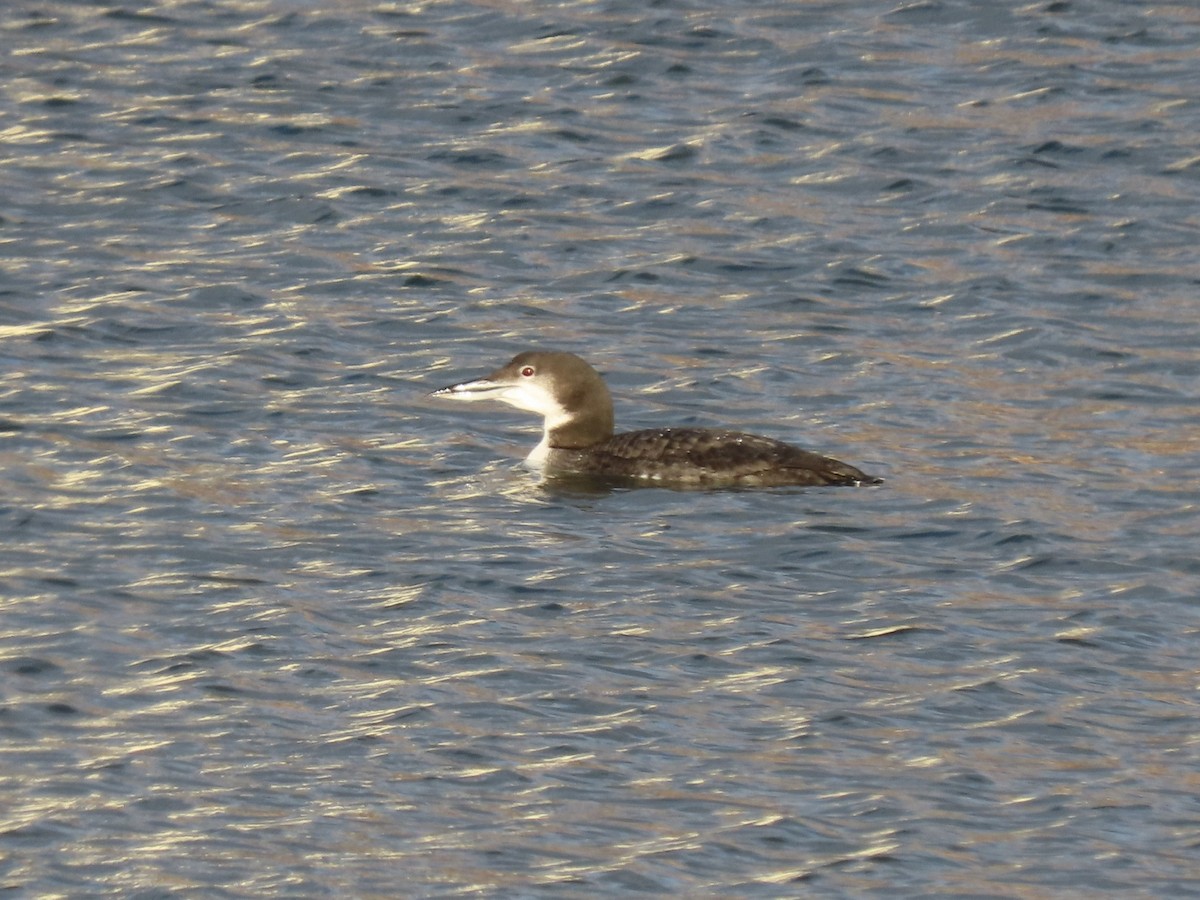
[{"xmin": 430, "ymin": 350, "xmax": 615, "ymax": 451}]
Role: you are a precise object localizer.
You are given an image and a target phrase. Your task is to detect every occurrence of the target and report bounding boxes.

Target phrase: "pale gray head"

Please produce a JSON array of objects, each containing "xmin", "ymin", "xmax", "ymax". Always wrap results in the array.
[{"xmin": 430, "ymin": 350, "xmax": 615, "ymax": 448}]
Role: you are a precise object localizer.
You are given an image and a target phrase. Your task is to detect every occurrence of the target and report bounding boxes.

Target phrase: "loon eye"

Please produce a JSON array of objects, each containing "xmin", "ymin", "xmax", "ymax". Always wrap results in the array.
[{"xmin": 520, "ymin": 366, "xmax": 535, "ymax": 377}]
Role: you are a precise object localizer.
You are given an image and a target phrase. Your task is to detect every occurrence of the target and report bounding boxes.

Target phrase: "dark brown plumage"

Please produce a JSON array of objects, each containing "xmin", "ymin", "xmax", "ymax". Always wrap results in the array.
[{"xmin": 552, "ymin": 427, "xmax": 878, "ymax": 487}]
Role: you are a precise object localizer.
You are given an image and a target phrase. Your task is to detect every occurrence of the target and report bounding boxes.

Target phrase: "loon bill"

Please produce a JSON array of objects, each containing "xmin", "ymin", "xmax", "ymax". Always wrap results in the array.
[{"xmin": 430, "ymin": 349, "xmax": 880, "ymax": 487}]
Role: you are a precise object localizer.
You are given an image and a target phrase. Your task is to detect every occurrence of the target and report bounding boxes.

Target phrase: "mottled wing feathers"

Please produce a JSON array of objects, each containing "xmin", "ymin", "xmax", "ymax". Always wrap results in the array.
[{"xmin": 566, "ymin": 428, "xmax": 877, "ymax": 487}]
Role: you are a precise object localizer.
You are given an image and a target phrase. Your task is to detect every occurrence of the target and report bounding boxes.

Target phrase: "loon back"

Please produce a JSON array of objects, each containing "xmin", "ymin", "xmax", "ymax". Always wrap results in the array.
[{"xmin": 554, "ymin": 427, "xmax": 878, "ymax": 487}]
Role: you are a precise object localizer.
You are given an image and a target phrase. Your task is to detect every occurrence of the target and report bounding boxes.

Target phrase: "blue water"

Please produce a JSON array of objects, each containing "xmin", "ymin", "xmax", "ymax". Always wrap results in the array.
[{"xmin": 3, "ymin": 1, "xmax": 1199, "ymax": 896}]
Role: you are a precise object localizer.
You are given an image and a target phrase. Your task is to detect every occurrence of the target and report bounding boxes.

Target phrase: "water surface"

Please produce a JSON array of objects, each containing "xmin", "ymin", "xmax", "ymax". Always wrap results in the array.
[{"xmin": 2, "ymin": 1, "xmax": 1199, "ymax": 896}]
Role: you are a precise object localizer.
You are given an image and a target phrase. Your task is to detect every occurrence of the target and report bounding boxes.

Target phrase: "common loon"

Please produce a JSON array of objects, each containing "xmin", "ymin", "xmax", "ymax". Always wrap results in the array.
[{"xmin": 430, "ymin": 350, "xmax": 880, "ymax": 487}]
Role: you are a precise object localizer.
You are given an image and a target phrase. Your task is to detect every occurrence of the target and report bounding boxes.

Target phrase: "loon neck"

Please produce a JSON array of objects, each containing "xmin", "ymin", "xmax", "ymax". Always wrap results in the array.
[
  {"xmin": 546, "ymin": 409, "xmax": 614, "ymax": 450},
  {"xmin": 543, "ymin": 362, "xmax": 615, "ymax": 449}
]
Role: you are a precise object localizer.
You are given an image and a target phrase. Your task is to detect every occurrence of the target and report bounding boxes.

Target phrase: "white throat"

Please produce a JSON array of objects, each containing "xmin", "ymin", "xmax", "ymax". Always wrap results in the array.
[
  {"xmin": 502, "ymin": 386, "xmax": 572, "ymax": 470},
  {"xmin": 525, "ymin": 431, "xmax": 553, "ymax": 469},
  {"xmin": 525, "ymin": 403, "xmax": 578, "ymax": 469}
]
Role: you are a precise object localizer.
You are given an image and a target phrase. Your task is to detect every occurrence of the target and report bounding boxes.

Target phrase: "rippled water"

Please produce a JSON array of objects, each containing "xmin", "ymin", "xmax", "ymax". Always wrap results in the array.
[{"xmin": 3, "ymin": 1, "xmax": 1199, "ymax": 896}]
